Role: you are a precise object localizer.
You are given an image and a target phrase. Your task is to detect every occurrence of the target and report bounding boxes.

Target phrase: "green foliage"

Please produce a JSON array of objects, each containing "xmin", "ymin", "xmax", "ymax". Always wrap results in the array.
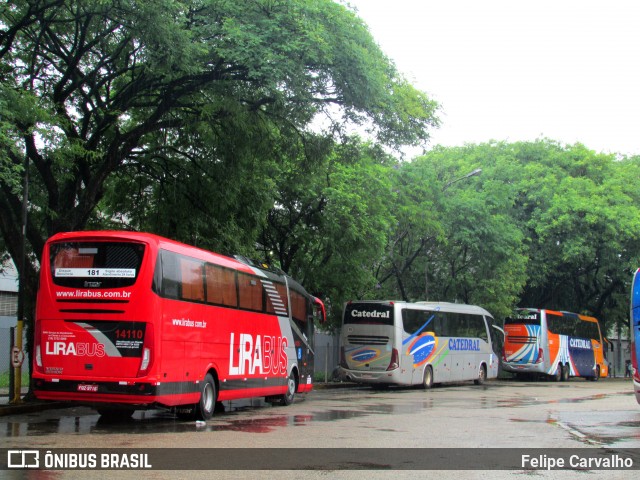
[
  {"xmin": 1, "ymin": 0, "xmax": 638, "ymax": 347},
  {"xmin": 371, "ymin": 140, "xmax": 640, "ymax": 330},
  {"xmin": 375, "ymin": 144, "xmax": 528, "ymax": 319},
  {"xmin": 257, "ymin": 136, "xmax": 396, "ymax": 327},
  {"xmin": 0, "ymin": 0, "xmax": 438, "ymax": 288}
]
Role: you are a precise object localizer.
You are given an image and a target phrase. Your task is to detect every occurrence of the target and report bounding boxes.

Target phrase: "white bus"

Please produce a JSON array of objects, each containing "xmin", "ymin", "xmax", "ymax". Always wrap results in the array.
[{"xmin": 339, "ymin": 301, "xmax": 502, "ymax": 388}]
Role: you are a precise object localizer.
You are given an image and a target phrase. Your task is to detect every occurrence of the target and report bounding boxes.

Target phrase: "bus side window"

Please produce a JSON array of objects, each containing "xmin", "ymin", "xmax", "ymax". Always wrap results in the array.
[
  {"xmin": 465, "ymin": 314, "xmax": 487, "ymax": 341},
  {"xmin": 205, "ymin": 264, "xmax": 238, "ymax": 307},
  {"xmin": 445, "ymin": 312, "xmax": 464, "ymax": 337},
  {"xmin": 180, "ymin": 257, "xmax": 205, "ymax": 302},
  {"xmin": 432, "ymin": 312, "xmax": 447, "ymax": 337},
  {"xmin": 291, "ymin": 290, "xmax": 313, "ymax": 341},
  {"xmin": 291, "ymin": 291, "xmax": 306, "ymax": 323},
  {"xmin": 401, "ymin": 309, "xmax": 419, "ymax": 334},
  {"xmin": 160, "ymin": 250, "xmax": 180, "ymax": 300},
  {"xmin": 402, "ymin": 309, "xmax": 436, "ymax": 335},
  {"xmin": 238, "ymin": 272, "xmax": 263, "ymax": 312}
]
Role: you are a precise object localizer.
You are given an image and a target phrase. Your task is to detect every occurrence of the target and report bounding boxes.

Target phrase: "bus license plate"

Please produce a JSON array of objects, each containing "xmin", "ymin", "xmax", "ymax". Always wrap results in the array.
[{"xmin": 77, "ymin": 384, "xmax": 98, "ymax": 392}]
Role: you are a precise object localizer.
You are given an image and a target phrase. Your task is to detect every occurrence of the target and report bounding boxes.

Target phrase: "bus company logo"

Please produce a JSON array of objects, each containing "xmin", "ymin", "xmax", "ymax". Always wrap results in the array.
[
  {"xmin": 350, "ymin": 348, "xmax": 380, "ymax": 364},
  {"xmin": 349, "ymin": 309, "xmax": 390, "ymax": 319},
  {"xmin": 407, "ymin": 333, "xmax": 437, "ymax": 367},
  {"xmin": 229, "ymin": 333, "xmax": 288, "ymax": 376},
  {"xmin": 448, "ymin": 338, "xmax": 481, "ymax": 352},
  {"xmin": 569, "ymin": 338, "xmax": 593, "ymax": 350},
  {"xmin": 46, "ymin": 341, "xmax": 106, "ymax": 357}
]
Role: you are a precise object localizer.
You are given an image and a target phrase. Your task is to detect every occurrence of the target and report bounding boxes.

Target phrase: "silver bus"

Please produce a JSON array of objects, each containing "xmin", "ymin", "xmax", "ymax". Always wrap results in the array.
[{"xmin": 339, "ymin": 301, "xmax": 502, "ymax": 388}]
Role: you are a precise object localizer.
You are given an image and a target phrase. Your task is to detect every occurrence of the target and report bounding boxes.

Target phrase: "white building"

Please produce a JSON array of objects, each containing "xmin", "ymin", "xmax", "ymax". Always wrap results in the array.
[{"xmin": 0, "ymin": 258, "xmax": 19, "ymax": 374}]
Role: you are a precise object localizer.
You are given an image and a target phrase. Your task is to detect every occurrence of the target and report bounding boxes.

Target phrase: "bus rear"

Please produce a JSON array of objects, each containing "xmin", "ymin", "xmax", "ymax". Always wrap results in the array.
[
  {"xmin": 502, "ymin": 309, "xmax": 545, "ymax": 376},
  {"xmin": 339, "ymin": 301, "xmax": 404, "ymax": 385},
  {"xmin": 631, "ymin": 268, "xmax": 640, "ymax": 403},
  {"xmin": 33, "ymin": 232, "xmax": 159, "ymax": 408}
]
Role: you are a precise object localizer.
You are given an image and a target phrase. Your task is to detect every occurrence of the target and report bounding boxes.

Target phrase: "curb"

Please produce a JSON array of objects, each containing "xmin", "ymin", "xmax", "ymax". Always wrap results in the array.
[
  {"xmin": 0, "ymin": 400, "xmax": 69, "ymax": 417},
  {"xmin": 0, "ymin": 383, "xmax": 357, "ymax": 417}
]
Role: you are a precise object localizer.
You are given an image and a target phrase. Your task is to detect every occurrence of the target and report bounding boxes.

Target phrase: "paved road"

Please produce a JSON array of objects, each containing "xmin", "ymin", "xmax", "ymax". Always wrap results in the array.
[{"xmin": 1, "ymin": 378, "xmax": 639, "ymax": 479}]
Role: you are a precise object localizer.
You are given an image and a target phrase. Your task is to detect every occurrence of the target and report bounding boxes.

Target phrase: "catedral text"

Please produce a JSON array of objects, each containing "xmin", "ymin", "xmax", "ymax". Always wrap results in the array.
[{"xmin": 350, "ymin": 310, "xmax": 390, "ymax": 319}]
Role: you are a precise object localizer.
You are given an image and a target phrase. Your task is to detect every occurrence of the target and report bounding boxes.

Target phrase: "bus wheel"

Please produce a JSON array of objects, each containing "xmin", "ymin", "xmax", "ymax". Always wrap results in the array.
[
  {"xmin": 591, "ymin": 366, "xmax": 600, "ymax": 382},
  {"xmin": 474, "ymin": 365, "xmax": 486, "ymax": 385},
  {"xmin": 279, "ymin": 370, "xmax": 297, "ymax": 406},
  {"xmin": 561, "ymin": 363, "xmax": 570, "ymax": 381},
  {"xmin": 551, "ymin": 364, "xmax": 562, "ymax": 382},
  {"xmin": 196, "ymin": 374, "xmax": 217, "ymax": 420},
  {"xmin": 422, "ymin": 366, "xmax": 434, "ymax": 389}
]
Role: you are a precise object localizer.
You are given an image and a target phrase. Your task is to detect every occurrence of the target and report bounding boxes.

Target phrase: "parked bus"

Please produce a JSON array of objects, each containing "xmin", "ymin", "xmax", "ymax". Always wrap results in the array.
[
  {"xmin": 631, "ymin": 268, "xmax": 640, "ymax": 403},
  {"xmin": 502, "ymin": 308, "xmax": 608, "ymax": 381},
  {"xmin": 32, "ymin": 231, "xmax": 325, "ymax": 419},
  {"xmin": 338, "ymin": 301, "xmax": 501, "ymax": 388}
]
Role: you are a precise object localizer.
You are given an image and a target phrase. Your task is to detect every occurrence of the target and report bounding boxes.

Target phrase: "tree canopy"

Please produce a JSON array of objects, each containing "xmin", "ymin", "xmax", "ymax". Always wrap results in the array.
[
  {"xmin": 1, "ymin": 0, "xmax": 639, "ymax": 342},
  {"xmin": 373, "ymin": 140, "xmax": 640, "ymax": 333},
  {"xmin": 0, "ymin": 0, "xmax": 439, "ymax": 305}
]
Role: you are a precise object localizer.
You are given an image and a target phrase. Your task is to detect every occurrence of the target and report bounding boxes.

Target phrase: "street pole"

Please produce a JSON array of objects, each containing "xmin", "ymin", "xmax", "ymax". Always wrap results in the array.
[{"xmin": 11, "ymin": 155, "xmax": 29, "ymax": 404}]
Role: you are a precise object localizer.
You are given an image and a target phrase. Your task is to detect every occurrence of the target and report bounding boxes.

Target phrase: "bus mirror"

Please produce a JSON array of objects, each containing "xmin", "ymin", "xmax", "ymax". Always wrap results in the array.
[{"xmin": 314, "ymin": 297, "xmax": 326, "ymax": 323}]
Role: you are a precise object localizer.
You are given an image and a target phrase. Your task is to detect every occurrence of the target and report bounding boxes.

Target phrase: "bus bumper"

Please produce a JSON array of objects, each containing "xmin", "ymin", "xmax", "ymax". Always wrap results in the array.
[
  {"xmin": 32, "ymin": 377, "xmax": 198, "ymax": 407},
  {"xmin": 340, "ymin": 367, "xmax": 409, "ymax": 385},
  {"xmin": 501, "ymin": 362, "xmax": 546, "ymax": 375}
]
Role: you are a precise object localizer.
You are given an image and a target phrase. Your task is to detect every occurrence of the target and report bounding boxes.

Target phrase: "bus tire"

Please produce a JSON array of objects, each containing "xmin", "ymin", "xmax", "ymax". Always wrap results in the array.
[
  {"xmin": 196, "ymin": 373, "xmax": 217, "ymax": 420},
  {"xmin": 562, "ymin": 363, "xmax": 570, "ymax": 381},
  {"xmin": 591, "ymin": 366, "xmax": 600, "ymax": 382},
  {"xmin": 279, "ymin": 370, "xmax": 297, "ymax": 406},
  {"xmin": 474, "ymin": 365, "xmax": 486, "ymax": 385},
  {"xmin": 551, "ymin": 364, "xmax": 562, "ymax": 382},
  {"xmin": 422, "ymin": 366, "xmax": 434, "ymax": 389}
]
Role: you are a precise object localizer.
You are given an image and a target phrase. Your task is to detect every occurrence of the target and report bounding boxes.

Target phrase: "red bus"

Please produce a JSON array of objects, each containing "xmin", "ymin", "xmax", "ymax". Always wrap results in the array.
[{"xmin": 32, "ymin": 231, "xmax": 325, "ymax": 419}]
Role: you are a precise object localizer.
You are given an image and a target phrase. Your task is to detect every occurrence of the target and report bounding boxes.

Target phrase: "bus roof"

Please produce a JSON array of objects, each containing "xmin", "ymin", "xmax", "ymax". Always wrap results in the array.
[
  {"xmin": 347, "ymin": 300, "xmax": 493, "ymax": 317},
  {"xmin": 45, "ymin": 230, "xmax": 316, "ymax": 299},
  {"xmin": 517, "ymin": 307, "xmax": 599, "ymax": 323}
]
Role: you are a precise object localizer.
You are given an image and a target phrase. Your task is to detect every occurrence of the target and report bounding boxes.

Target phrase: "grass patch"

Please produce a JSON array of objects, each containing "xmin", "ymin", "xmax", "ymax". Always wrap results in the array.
[{"xmin": 0, "ymin": 371, "xmax": 30, "ymax": 389}]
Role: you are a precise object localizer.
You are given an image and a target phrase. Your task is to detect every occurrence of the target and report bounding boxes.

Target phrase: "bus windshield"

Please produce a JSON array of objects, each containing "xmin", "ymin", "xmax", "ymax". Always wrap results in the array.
[{"xmin": 50, "ymin": 241, "xmax": 145, "ymax": 289}]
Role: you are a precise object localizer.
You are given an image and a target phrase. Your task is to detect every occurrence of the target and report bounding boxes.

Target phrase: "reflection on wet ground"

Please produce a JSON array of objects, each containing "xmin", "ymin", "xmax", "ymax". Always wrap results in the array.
[
  {"xmin": 0, "ymin": 400, "xmax": 433, "ymax": 437},
  {"xmin": 1, "ymin": 381, "xmax": 638, "ymax": 447}
]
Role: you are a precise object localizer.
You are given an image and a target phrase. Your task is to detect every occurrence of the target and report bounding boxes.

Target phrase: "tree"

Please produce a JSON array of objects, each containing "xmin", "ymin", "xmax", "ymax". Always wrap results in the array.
[
  {"xmin": 376, "ymin": 145, "xmax": 528, "ymax": 319},
  {"xmin": 512, "ymin": 141, "xmax": 640, "ymax": 331},
  {"xmin": 0, "ymin": 0, "xmax": 439, "ymax": 311},
  {"xmin": 256, "ymin": 136, "xmax": 397, "ymax": 326}
]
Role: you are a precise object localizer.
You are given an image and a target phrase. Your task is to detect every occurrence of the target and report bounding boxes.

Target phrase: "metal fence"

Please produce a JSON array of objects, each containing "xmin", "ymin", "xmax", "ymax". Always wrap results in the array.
[
  {"xmin": 313, "ymin": 331, "xmax": 340, "ymax": 382},
  {"xmin": 1, "ymin": 316, "xmax": 18, "ymax": 375}
]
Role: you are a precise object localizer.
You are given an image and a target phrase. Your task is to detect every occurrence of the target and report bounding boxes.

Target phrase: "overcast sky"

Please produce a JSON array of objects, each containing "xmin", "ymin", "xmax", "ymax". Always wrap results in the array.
[{"xmin": 345, "ymin": 0, "xmax": 640, "ymax": 156}]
